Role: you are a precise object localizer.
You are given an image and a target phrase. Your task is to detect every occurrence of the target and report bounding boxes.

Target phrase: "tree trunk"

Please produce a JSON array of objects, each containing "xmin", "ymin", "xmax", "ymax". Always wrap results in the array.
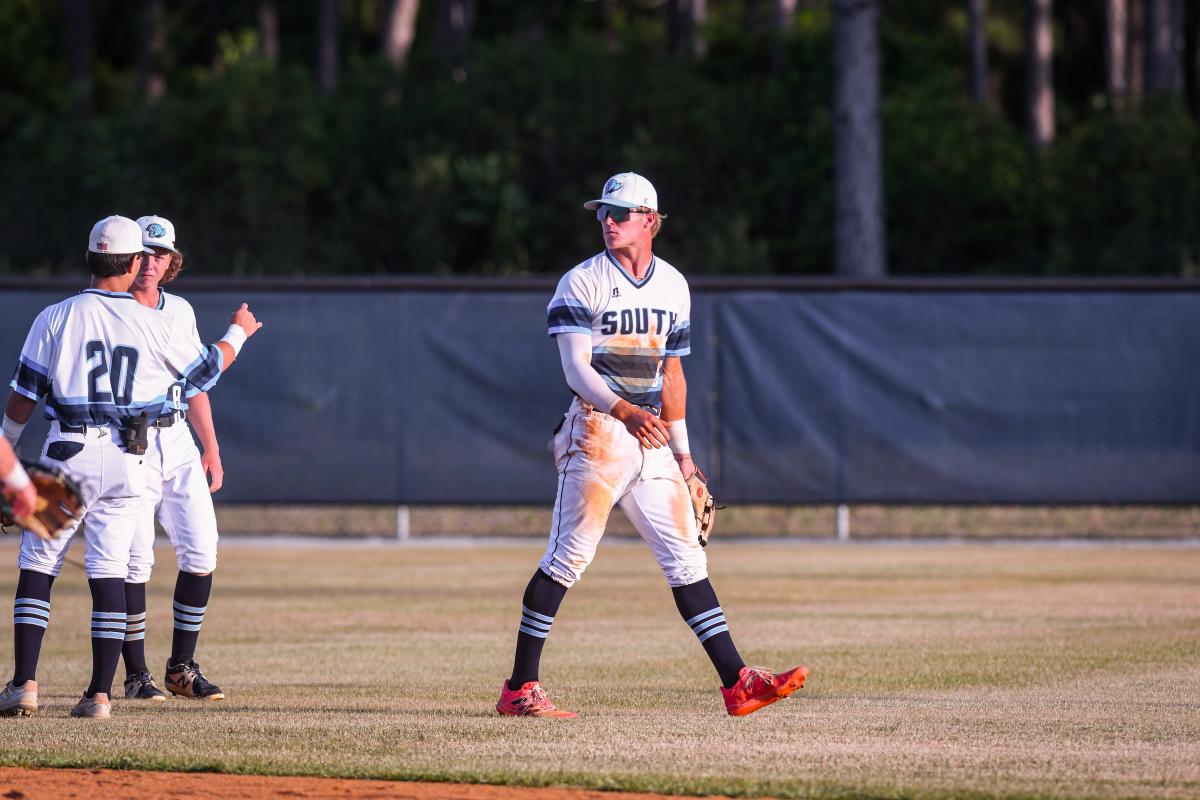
[
  {"xmin": 318, "ymin": 0, "xmax": 339, "ymax": 95},
  {"xmin": 1147, "ymin": 0, "xmax": 1176, "ymax": 91},
  {"xmin": 258, "ymin": 0, "xmax": 280, "ymax": 63},
  {"xmin": 1128, "ymin": 0, "xmax": 1145, "ymax": 98},
  {"xmin": 208, "ymin": 0, "xmax": 227, "ymax": 73},
  {"xmin": 1026, "ymin": 0, "xmax": 1054, "ymax": 148},
  {"xmin": 669, "ymin": 0, "xmax": 708, "ymax": 59},
  {"xmin": 433, "ymin": 0, "xmax": 476, "ymax": 76},
  {"xmin": 967, "ymin": 0, "xmax": 990, "ymax": 105},
  {"xmin": 833, "ymin": 0, "xmax": 886, "ymax": 277},
  {"xmin": 382, "ymin": 0, "xmax": 420, "ymax": 71},
  {"xmin": 1106, "ymin": 0, "xmax": 1128, "ymax": 110},
  {"xmin": 771, "ymin": 0, "xmax": 797, "ymax": 73},
  {"xmin": 136, "ymin": 0, "xmax": 166, "ymax": 101},
  {"xmin": 1144, "ymin": 0, "xmax": 1180, "ymax": 93},
  {"xmin": 63, "ymin": 0, "xmax": 92, "ymax": 120},
  {"xmin": 1194, "ymin": 0, "xmax": 1200, "ymax": 115}
]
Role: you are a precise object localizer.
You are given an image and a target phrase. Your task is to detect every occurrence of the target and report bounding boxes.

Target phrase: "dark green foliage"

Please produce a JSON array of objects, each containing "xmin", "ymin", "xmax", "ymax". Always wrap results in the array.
[{"xmin": 0, "ymin": 1, "xmax": 1196, "ymax": 276}]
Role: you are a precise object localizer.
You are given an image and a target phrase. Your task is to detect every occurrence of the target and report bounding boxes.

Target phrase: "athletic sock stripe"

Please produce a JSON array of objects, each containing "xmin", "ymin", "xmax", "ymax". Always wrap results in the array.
[
  {"xmin": 174, "ymin": 623, "xmax": 203, "ymax": 632},
  {"xmin": 173, "ymin": 601, "xmax": 206, "ymax": 615},
  {"xmin": 92, "ymin": 611, "xmax": 126, "ymax": 621},
  {"xmin": 696, "ymin": 624, "xmax": 730, "ymax": 643},
  {"xmin": 692, "ymin": 615, "xmax": 727, "ymax": 635},
  {"xmin": 92, "ymin": 621, "xmax": 126, "ymax": 631},
  {"xmin": 13, "ymin": 616, "xmax": 48, "ymax": 629},
  {"xmin": 521, "ymin": 606, "xmax": 555, "ymax": 624},
  {"xmin": 125, "ymin": 621, "xmax": 146, "ymax": 633},
  {"xmin": 126, "ymin": 612, "xmax": 147, "ymax": 623},
  {"xmin": 123, "ymin": 632, "xmax": 146, "ymax": 641},
  {"xmin": 15, "ymin": 597, "xmax": 50, "ymax": 610},
  {"xmin": 174, "ymin": 609, "xmax": 205, "ymax": 622},
  {"xmin": 14, "ymin": 606, "xmax": 49, "ymax": 621},
  {"xmin": 92, "ymin": 631, "xmax": 126, "ymax": 640},
  {"xmin": 519, "ymin": 614, "xmax": 552, "ymax": 632},
  {"xmin": 518, "ymin": 624, "xmax": 550, "ymax": 639},
  {"xmin": 684, "ymin": 607, "xmax": 723, "ymax": 628}
]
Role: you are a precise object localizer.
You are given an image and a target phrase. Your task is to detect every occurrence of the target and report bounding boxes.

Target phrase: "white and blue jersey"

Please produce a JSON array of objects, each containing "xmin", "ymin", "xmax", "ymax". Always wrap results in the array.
[
  {"xmin": 547, "ymin": 251, "xmax": 691, "ymax": 411},
  {"xmin": 154, "ymin": 289, "xmax": 206, "ymax": 412},
  {"xmin": 10, "ymin": 289, "xmax": 223, "ymax": 426}
]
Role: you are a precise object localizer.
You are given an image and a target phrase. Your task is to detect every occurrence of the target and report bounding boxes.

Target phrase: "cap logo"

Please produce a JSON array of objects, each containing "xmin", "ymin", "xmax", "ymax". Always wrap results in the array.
[
  {"xmin": 146, "ymin": 223, "xmax": 167, "ymax": 239},
  {"xmin": 604, "ymin": 178, "xmax": 623, "ymax": 196}
]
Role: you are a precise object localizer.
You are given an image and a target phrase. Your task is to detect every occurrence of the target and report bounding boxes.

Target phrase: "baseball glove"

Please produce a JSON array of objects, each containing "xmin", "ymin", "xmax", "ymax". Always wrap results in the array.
[
  {"xmin": 685, "ymin": 467, "xmax": 716, "ymax": 547},
  {"xmin": 0, "ymin": 461, "xmax": 84, "ymax": 542}
]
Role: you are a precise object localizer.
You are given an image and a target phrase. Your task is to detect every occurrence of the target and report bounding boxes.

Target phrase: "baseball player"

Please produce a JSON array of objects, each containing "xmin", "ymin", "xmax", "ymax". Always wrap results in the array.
[
  {"xmin": 0, "ymin": 215, "xmax": 261, "ymax": 719},
  {"xmin": 496, "ymin": 173, "xmax": 808, "ymax": 718},
  {"xmin": 0, "ymin": 441, "xmax": 36, "ymax": 521},
  {"xmin": 119, "ymin": 215, "xmax": 225, "ymax": 702}
]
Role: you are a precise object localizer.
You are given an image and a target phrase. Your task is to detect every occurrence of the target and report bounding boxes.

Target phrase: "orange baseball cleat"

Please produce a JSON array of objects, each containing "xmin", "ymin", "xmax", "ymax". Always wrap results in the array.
[
  {"xmin": 496, "ymin": 680, "xmax": 578, "ymax": 718},
  {"xmin": 721, "ymin": 664, "xmax": 809, "ymax": 716}
]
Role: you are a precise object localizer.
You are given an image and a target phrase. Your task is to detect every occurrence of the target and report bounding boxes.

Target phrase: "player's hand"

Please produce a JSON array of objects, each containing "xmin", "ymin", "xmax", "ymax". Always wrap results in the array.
[
  {"xmin": 201, "ymin": 448, "xmax": 224, "ymax": 494},
  {"xmin": 2, "ymin": 483, "xmax": 37, "ymax": 518},
  {"xmin": 674, "ymin": 453, "xmax": 698, "ymax": 481},
  {"xmin": 612, "ymin": 401, "xmax": 670, "ymax": 449},
  {"xmin": 230, "ymin": 303, "xmax": 263, "ymax": 338}
]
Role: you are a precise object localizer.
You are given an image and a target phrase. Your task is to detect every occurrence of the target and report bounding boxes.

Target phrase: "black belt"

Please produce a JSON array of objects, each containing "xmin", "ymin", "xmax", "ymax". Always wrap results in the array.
[
  {"xmin": 58, "ymin": 412, "xmax": 182, "ymax": 434},
  {"xmin": 151, "ymin": 412, "xmax": 184, "ymax": 428}
]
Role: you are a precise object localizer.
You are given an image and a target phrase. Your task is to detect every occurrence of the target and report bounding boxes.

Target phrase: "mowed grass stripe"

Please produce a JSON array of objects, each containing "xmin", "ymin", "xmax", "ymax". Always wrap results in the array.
[{"xmin": 0, "ymin": 540, "xmax": 1196, "ymax": 800}]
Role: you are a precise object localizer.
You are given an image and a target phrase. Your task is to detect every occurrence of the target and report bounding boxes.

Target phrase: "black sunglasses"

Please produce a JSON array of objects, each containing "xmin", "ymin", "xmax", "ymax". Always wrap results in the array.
[{"xmin": 595, "ymin": 204, "xmax": 648, "ymax": 223}]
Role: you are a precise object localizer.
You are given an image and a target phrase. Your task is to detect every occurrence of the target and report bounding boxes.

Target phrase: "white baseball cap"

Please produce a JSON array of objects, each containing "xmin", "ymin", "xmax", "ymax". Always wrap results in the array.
[
  {"xmin": 88, "ymin": 215, "xmax": 153, "ymax": 255},
  {"xmin": 137, "ymin": 214, "xmax": 178, "ymax": 253},
  {"xmin": 584, "ymin": 172, "xmax": 661, "ymax": 212}
]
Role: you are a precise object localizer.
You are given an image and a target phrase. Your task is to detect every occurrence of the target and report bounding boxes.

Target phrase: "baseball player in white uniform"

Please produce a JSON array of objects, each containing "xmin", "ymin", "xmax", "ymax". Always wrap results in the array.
[
  {"xmin": 0, "ymin": 215, "xmax": 261, "ymax": 719},
  {"xmin": 496, "ymin": 174, "xmax": 808, "ymax": 718},
  {"xmin": 119, "ymin": 215, "xmax": 225, "ymax": 702}
]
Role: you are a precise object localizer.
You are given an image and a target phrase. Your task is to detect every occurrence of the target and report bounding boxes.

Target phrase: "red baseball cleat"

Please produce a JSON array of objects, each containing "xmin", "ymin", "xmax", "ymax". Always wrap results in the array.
[
  {"xmin": 496, "ymin": 680, "xmax": 578, "ymax": 718},
  {"xmin": 721, "ymin": 664, "xmax": 809, "ymax": 717}
]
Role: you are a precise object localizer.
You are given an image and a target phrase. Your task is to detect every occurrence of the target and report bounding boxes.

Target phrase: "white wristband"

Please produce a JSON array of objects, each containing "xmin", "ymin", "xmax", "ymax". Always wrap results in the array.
[
  {"xmin": 2, "ymin": 415, "xmax": 26, "ymax": 450},
  {"xmin": 219, "ymin": 324, "xmax": 248, "ymax": 357},
  {"xmin": 667, "ymin": 419, "xmax": 690, "ymax": 455},
  {"xmin": 3, "ymin": 460, "xmax": 30, "ymax": 492}
]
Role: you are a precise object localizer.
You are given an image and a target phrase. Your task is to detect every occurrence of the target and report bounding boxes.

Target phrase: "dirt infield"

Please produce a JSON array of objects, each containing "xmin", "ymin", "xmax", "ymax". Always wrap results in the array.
[{"xmin": 0, "ymin": 767, "xmax": 734, "ymax": 800}]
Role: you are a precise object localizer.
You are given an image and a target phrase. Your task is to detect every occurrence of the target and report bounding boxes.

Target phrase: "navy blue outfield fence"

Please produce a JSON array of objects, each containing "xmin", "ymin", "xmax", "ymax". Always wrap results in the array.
[{"xmin": 2, "ymin": 276, "xmax": 1198, "ymax": 505}]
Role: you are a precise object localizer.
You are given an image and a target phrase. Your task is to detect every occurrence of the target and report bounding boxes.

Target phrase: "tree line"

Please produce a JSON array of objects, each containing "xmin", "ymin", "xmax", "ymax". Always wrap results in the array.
[{"xmin": 0, "ymin": 1, "xmax": 1197, "ymax": 277}]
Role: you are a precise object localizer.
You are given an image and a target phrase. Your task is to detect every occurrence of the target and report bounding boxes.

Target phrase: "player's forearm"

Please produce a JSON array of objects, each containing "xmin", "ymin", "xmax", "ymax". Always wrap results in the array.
[
  {"xmin": 660, "ymin": 357, "xmax": 687, "ymax": 422},
  {"xmin": 3, "ymin": 393, "xmax": 36, "ymax": 448},
  {"xmin": 186, "ymin": 392, "xmax": 220, "ymax": 455},
  {"xmin": 557, "ymin": 334, "xmax": 621, "ymax": 412},
  {"xmin": 0, "ymin": 439, "xmax": 19, "ymax": 479},
  {"xmin": 4, "ymin": 393, "xmax": 35, "ymax": 425}
]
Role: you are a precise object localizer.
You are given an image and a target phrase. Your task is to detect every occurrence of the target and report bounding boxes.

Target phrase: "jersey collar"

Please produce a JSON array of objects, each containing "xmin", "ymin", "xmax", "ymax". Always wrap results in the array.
[
  {"xmin": 155, "ymin": 289, "xmax": 166, "ymax": 310},
  {"xmin": 604, "ymin": 250, "xmax": 656, "ymax": 289},
  {"xmin": 81, "ymin": 288, "xmax": 134, "ymax": 299}
]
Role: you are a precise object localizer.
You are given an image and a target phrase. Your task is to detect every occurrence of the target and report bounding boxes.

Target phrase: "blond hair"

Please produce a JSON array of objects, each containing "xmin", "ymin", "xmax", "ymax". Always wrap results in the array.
[{"xmin": 162, "ymin": 249, "xmax": 184, "ymax": 284}]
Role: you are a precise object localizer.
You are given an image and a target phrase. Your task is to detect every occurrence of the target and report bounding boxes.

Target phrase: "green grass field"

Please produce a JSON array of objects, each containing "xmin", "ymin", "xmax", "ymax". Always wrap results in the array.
[{"xmin": 0, "ymin": 538, "xmax": 1196, "ymax": 800}]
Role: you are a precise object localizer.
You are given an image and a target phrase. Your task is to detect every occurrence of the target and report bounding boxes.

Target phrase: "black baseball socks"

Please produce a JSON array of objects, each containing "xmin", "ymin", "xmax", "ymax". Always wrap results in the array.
[
  {"xmin": 12, "ymin": 570, "xmax": 54, "ymax": 685},
  {"xmin": 508, "ymin": 569, "xmax": 568, "ymax": 690},
  {"xmin": 85, "ymin": 577, "xmax": 126, "ymax": 698},
  {"xmin": 122, "ymin": 581, "xmax": 149, "ymax": 674},
  {"xmin": 170, "ymin": 571, "xmax": 213, "ymax": 664},
  {"xmin": 673, "ymin": 578, "xmax": 745, "ymax": 689}
]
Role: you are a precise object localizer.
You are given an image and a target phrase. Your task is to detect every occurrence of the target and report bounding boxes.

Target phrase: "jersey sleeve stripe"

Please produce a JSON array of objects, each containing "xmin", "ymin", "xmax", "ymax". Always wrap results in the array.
[
  {"xmin": 665, "ymin": 323, "xmax": 691, "ymax": 354},
  {"xmin": 11, "ymin": 358, "xmax": 51, "ymax": 399},
  {"xmin": 180, "ymin": 345, "xmax": 224, "ymax": 393},
  {"xmin": 547, "ymin": 303, "xmax": 593, "ymax": 333}
]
